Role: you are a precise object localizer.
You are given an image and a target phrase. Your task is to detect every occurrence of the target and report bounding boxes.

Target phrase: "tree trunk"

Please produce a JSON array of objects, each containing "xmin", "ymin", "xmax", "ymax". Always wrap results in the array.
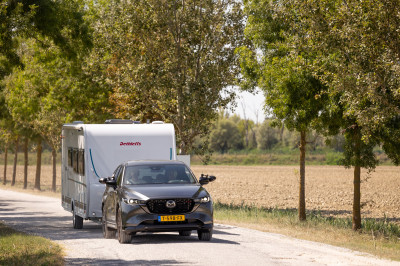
[
  {"xmin": 3, "ymin": 143, "xmax": 8, "ymax": 185},
  {"xmin": 299, "ymin": 130, "xmax": 307, "ymax": 221},
  {"xmin": 245, "ymin": 120, "xmax": 249, "ymax": 148},
  {"xmin": 352, "ymin": 129, "xmax": 362, "ymax": 230},
  {"xmin": 34, "ymin": 139, "xmax": 42, "ymax": 191},
  {"xmin": 52, "ymin": 148, "xmax": 57, "ymax": 192},
  {"xmin": 23, "ymin": 138, "xmax": 28, "ymax": 189},
  {"xmin": 11, "ymin": 136, "xmax": 19, "ymax": 186},
  {"xmin": 353, "ymin": 165, "xmax": 361, "ymax": 230}
]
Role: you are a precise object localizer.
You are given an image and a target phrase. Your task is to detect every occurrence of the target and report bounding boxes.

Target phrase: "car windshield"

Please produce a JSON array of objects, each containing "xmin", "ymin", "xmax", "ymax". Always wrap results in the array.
[{"xmin": 123, "ymin": 164, "xmax": 196, "ymax": 185}]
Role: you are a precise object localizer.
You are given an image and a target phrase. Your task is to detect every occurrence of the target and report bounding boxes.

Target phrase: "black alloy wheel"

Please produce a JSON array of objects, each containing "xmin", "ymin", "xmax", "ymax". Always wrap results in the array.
[
  {"xmin": 117, "ymin": 208, "xmax": 132, "ymax": 244},
  {"xmin": 197, "ymin": 229, "xmax": 212, "ymax": 241},
  {"xmin": 102, "ymin": 208, "xmax": 116, "ymax": 239}
]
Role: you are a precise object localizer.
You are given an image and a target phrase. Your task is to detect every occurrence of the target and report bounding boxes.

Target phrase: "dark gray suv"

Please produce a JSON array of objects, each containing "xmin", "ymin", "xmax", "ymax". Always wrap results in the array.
[{"xmin": 99, "ymin": 160, "xmax": 216, "ymax": 244}]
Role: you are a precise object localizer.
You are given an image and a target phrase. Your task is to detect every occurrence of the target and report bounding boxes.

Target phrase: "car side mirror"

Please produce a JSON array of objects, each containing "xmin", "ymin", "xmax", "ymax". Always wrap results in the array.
[
  {"xmin": 199, "ymin": 174, "xmax": 216, "ymax": 185},
  {"xmin": 99, "ymin": 177, "xmax": 116, "ymax": 187},
  {"xmin": 99, "ymin": 177, "xmax": 108, "ymax": 184},
  {"xmin": 105, "ymin": 179, "xmax": 117, "ymax": 186}
]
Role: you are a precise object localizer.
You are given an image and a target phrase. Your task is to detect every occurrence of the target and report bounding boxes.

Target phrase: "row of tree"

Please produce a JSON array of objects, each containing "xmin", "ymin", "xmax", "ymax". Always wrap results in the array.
[
  {"xmin": 237, "ymin": 0, "xmax": 400, "ymax": 230},
  {"xmin": 0, "ymin": 0, "xmax": 243, "ymax": 190},
  {"xmin": 1, "ymin": 0, "xmax": 400, "ymax": 231}
]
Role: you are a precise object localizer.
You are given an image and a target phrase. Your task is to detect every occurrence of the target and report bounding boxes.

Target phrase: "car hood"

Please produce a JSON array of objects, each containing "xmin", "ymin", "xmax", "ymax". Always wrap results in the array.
[{"xmin": 123, "ymin": 184, "xmax": 207, "ymax": 200}]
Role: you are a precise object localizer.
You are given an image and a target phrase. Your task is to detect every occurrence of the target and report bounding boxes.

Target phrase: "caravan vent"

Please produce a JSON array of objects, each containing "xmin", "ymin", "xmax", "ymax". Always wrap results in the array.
[
  {"xmin": 72, "ymin": 121, "xmax": 84, "ymax": 124},
  {"xmin": 104, "ymin": 119, "xmax": 134, "ymax": 124},
  {"xmin": 151, "ymin": 121, "xmax": 164, "ymax": 124}
]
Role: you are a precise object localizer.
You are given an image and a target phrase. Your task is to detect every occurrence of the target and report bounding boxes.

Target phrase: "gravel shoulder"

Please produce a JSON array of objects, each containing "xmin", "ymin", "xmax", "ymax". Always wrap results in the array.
[{"xmin": 0, "ymin": 188, "xmax": 398, "ymax": 266}]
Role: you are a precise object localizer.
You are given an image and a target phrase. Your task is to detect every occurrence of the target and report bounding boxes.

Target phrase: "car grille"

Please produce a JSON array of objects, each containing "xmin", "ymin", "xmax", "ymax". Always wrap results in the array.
[{"xmin": 146, "ymin": 198, "xmax": 195, "ymax": 214}]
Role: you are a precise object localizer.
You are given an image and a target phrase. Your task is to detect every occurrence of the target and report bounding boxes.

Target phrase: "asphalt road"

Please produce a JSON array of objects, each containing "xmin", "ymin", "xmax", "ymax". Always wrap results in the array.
[{"xmin": 0, "ymin": 189, "xmax": 398, "ymax": 266}]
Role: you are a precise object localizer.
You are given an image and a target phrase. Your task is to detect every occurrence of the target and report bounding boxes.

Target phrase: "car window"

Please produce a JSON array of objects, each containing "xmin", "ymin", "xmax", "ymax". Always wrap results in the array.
[
  {"xmin": 116, "ymin": 165, "xmax": 124, "ymax": 186},
  {"xmin": 124, "ymin": 164, "xmax": 196, "ymax": 185},
  {"xmin": 113, "ymin": 165, "xmax": 121, "ymax": 179}
]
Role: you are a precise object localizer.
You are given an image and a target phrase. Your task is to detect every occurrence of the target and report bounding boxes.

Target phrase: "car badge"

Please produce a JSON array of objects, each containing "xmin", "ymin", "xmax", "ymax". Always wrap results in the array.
[{"xmin": 166, "ymin": 200, "xmax": 176, "ymax": 209}]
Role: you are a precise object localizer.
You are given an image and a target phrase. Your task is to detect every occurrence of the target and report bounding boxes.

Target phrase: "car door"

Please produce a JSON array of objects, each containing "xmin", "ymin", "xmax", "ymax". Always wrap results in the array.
[
  {"xmin": 105, "ymin": 165, "xmax": 122, "ymax": 225},
  {"xmin": 110, "ymin": 165, "xmax": 124, "ymax": 223}
]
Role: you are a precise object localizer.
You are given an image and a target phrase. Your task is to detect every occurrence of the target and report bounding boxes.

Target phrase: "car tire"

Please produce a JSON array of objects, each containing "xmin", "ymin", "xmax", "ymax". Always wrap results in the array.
[
  {"xmin": 179, "ymin": 230, "xmax": 192, "ymax": 236},
  {"xmin": 72, "ymin": 205, "xmax": 83, "ymax": 229},
  {"xmin": 197, "ymin": 229, "xmax": 212, "ymax": 241},
  {"xmin": 117, "ymin": 208, "xmax": 132, "ymax": 244},
  {"xmin": 102, "ymin": 208, "xmax": 116, "ymax": 239}
]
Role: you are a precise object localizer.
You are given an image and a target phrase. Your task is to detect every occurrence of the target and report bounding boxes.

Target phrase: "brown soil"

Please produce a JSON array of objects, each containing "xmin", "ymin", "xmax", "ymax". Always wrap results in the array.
[
  {"xmin": 2, "ymin": 164, "xmax": 399, "ymax": 223},
  {"xmin": 191, "ymin": 165, "xmax": 400, "ymax": 223}
]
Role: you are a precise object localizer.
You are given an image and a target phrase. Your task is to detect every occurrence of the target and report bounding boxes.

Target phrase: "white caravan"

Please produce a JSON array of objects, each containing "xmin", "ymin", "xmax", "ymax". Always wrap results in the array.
[{"xmin": 61, "ymin": 120, "xmax": 177, "ymax": 228}]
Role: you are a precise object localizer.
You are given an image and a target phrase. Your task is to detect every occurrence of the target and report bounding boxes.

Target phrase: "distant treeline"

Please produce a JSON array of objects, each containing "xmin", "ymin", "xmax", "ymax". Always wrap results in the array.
[{"xmin": 190, "ymin": 113, "xmax": 391, "ymax": 165}]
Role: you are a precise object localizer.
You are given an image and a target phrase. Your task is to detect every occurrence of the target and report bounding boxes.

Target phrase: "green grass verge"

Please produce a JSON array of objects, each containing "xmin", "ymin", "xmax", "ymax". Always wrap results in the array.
[
  {"xmin": 0, "ymin": 222, "xmax": 64, "ymax": 266},
  {"xmin": 214, "ymin": 202, "xmax": 400, "ymax": 261},
  {"xmin": 191, "ymin": 149, "xmax": 394, "ymax": 166}
]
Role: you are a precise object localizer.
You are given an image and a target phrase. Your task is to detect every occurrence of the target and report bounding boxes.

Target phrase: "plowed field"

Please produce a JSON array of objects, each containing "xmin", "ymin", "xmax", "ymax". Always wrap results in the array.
[{"xmin": 192, "ymin": 165, "xmax": 400, "ymax": 223}]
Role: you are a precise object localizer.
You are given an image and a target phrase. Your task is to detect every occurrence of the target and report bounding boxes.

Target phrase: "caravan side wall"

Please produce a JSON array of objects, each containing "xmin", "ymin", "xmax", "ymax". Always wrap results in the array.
[
  {"xmin": 61, "ymin": 123, "xmax": 177, "ymax": 220},
  {"xmin": 61, "ymin": 127, "xmax": 87, "ymax": 218}
]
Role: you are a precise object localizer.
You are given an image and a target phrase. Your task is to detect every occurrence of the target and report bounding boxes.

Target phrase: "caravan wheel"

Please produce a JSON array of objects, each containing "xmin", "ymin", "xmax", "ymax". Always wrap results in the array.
[{"xmin": 72, "ymin": 205, "xmax": 83, "ymax": 229}]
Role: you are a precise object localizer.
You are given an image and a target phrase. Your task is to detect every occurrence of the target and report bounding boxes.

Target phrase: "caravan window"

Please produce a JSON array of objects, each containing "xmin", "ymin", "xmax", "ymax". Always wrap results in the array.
[
  {"xmin": 78, "ymin": 150, "xmax": 85, "ymax": 176},
  {"xmin": 68, "ymin": 148, "xmax": 72, "ymax": 167},
  {"xmin": 72, "ymin": 149, "xmax": 78, "ymax": 173}
]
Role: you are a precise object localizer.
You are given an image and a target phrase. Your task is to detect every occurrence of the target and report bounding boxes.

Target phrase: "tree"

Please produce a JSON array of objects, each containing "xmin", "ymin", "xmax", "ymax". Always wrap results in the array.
[
  {"xmin": 257, "ymin": 120, "xmax": 279, "ymax": 150},
  {"xmin": 11, "ymin": 135, "xmax": 19, "ymax": 186},
  {"xmin": 283, "ymin": 0, "xmax": 400, "ymax": 230},
  {"xmin": 1, "ymin": 0, "xmax": 97, "ymax": 190},
  {"xmin": 88, "ymin": 0, "xmax": 245, "ymax": 154},
  {"xmin": 238, "ymin": 0, "xmax": 333, "ymax": 221},
  {"xmin": 209, "ymin": 119, "xmax": 243, "ymax": 153},
  {"xmin": 0, "ymin": 0, "xmax": 91, "ymax": 75},
  {"xmin": 0, "ymin": 125, "xmax": 11, "ymax": 185}
]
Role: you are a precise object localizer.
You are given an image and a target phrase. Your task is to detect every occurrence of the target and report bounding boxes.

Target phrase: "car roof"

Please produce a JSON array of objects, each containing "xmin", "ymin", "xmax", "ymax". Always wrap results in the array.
[{"xmin": 124, "ymin": 160, "xmax": 186, "ymax": 167}]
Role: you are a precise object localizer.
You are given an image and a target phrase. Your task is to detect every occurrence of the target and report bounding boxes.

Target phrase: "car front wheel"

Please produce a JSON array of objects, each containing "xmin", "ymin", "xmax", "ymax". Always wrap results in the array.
[
  {"xmin": 102, "ymin": 208, "xmax": 116, "ymax": 239},
  {"xmin": 197, "ymin": 229, "xmax": 212, "ymax": 241},
  {"xmin": 117, "ymin": 207, "xmax": 132, "ymax": 244}
]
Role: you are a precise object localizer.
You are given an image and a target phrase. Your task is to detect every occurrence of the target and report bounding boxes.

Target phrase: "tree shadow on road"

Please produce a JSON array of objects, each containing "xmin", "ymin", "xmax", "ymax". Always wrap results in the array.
[
  {"xmin": 1, "ymin": 213, "xmax": 240, "ymax": 245},
  {"xmin": 65, "ymin": 258, "xmax": 189, "ymax": 265},
  {"xmin": 131, "ymin": 231, "xmax": 239, "ymax": 245}
]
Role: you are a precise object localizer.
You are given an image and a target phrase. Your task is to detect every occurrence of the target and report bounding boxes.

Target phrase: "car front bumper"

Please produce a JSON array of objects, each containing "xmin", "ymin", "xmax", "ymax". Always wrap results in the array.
[{"xmin": 121, "ymin": 201, "xmax": 213, "ymax": 234}]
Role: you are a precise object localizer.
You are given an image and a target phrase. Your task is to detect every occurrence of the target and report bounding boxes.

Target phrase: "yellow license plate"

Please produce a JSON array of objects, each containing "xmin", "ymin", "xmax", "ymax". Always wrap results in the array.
[{"xmin": 158, "ymin": 215, "xmax": 185, "ymax": 222}]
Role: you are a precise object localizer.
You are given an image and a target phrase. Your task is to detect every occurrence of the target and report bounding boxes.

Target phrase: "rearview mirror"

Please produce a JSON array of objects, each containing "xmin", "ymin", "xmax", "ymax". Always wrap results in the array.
[{"xmin": 199, "ymin": 174, "xmax": 216, "ymax": 185}]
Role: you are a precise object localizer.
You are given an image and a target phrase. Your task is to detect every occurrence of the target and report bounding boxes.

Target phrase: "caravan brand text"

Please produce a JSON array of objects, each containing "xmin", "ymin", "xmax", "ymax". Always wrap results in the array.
[{"xmin": 120, "ymin": 142, "xmax": 142, "ymax": 146}]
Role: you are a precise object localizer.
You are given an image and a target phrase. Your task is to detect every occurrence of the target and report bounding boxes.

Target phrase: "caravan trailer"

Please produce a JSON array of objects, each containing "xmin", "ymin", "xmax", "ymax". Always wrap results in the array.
[{"xmin": 61, "ymin": 120, "xmax": 177, "ymax": 228}]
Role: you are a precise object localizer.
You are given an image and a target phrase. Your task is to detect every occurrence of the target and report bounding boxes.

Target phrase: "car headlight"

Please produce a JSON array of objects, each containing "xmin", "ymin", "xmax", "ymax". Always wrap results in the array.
[
  {"xmin": 194, "ymin": 196, "xmax": 210, "ymax": 203},
  {"xmin": 123, "ymin": 198, "xmax": 146, "ymax": 205}
]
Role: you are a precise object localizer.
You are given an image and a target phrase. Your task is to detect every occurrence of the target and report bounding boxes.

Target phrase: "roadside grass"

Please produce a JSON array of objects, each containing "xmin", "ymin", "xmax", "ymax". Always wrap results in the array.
[
  {"xmin": 214, "ymin": 202, "xmax": 400, "ymax": 261},
  {"xmin": 1, "ymin": 180, "xmax": 61, "ymax": 199},
  {"xmin": 0, "ymin": 222, "xmax": 64, "ymax": 266},
  {"xmin": 191, "ymin": 148, "xmax": 394, "ymax": 166}
]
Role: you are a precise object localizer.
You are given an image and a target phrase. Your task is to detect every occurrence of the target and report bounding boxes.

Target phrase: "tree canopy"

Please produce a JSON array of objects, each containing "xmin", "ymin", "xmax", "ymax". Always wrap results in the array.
[{"xmin": 88, "ymin": 0, "xmax": 245, "ymax": 154}]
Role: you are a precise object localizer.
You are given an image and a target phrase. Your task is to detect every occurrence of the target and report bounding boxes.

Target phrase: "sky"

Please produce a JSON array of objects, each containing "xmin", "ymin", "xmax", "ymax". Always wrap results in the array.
[{"xmin": 227, "ymin": 88, "xmax": 266, "ymax": 124}]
